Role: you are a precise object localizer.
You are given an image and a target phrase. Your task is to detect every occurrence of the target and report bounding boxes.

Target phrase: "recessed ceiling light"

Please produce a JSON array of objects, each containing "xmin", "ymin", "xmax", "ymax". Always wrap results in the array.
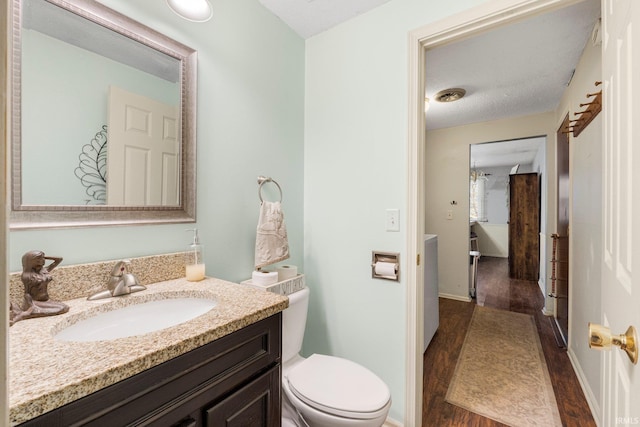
[
  {"xmin": 166, "ymin": 0, "xmax": 213, "ymax": 22},
  {"xmin": 434, "ymin": 88, "xmax": 466, "ymax": 103}
]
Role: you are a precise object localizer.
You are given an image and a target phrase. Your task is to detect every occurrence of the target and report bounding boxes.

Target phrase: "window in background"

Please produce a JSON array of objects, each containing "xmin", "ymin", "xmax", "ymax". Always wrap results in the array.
[{"xmin": 470, "ymin": 170, "xmax": 488, "ymax": 222}]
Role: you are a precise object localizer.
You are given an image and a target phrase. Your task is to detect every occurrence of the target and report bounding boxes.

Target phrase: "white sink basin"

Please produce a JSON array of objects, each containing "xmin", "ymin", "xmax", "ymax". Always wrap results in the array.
[{"xmin": 54, "ymin": 297, "xmax": 217, "ymax": 342}]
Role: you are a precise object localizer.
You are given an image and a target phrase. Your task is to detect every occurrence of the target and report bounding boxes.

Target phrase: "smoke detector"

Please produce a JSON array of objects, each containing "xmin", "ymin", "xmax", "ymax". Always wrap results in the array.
[{"xmin": 434, "ymin": 88, "xmax": 466, "ymax": 103}]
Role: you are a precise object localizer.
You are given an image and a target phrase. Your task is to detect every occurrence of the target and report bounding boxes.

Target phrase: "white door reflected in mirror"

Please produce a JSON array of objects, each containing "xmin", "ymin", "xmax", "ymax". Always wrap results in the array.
[{"xmin": 107, "ymin": 86, "xmax": 179, "ymax": 206}]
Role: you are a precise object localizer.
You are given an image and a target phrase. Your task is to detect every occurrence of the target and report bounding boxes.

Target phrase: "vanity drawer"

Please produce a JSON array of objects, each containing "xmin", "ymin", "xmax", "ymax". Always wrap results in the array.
[{"xmin": 19, "ymin": 313, "xmax": 282, "ymax": 427}]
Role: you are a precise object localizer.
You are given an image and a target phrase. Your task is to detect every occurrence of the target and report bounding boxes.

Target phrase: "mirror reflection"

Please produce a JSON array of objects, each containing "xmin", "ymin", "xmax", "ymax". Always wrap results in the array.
[
  {"xmin": 22, "ymin": 0, "xmax": 180, "ymax": 206},
  {"xmin": 11, "ymin": 0, "xmax": 197, "ymax": 229}
]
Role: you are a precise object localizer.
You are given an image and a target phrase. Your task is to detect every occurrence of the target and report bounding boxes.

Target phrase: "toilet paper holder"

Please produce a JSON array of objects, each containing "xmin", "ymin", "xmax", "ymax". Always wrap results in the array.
[{"xmin": 371, "ymin": 251, "xmax": 400, "ymax": 281}]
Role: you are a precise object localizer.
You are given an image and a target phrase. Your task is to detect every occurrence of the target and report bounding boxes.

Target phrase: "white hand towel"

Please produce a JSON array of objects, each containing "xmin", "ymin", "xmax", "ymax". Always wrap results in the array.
[{"xmin": 254, "ymin": 201, "xmax": 290, "ymax": 269}]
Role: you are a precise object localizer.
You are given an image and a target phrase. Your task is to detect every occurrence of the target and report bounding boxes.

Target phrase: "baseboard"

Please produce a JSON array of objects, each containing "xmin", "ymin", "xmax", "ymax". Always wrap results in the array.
[
  {"xmin": 567, "ymin": 347, "xmax": 602, "ymax": 426},
  {"xmin": 438, "ymin": 292, "xmax": 471, "ymax": 302},
  {"xmin": 383, "ymin": 417, "xmax": 403, "ymax": 427},
  {"xmin": 538, "ymin": 278, "xmax": 554, "ymax": 316},
  {"xmin": 541, "ymin": 306, "xmax": 554, "ymax": 316},
  {"xmin": 481, "ymin": 253, "xmax": 507, "ymax": 258}
]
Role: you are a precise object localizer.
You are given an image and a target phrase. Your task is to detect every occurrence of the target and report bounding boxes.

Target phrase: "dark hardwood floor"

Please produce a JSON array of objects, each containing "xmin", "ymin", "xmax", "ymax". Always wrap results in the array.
[{"xmin": 422, "ymin": 256, "xmax": 596, "ymax": 426}]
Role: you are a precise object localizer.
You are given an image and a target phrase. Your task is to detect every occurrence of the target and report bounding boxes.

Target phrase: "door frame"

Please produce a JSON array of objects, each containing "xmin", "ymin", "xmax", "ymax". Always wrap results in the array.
[
  {"xmin": 406, "ymin": 0, "xmax": 579, "ymax": 424},
  {"xmin": 1, "ymin": 0, "xmax": 10, "ymax": 423},
  {"xmin": 554, "ymin": 114, "xmax": 571, "ymax": 345}
]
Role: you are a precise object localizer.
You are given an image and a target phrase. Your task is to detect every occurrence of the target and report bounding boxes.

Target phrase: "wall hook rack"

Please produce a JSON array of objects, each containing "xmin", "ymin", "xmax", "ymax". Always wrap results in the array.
[{"xmin": 562, "ymin": 81, "xmax": 602, "ymax": 138}]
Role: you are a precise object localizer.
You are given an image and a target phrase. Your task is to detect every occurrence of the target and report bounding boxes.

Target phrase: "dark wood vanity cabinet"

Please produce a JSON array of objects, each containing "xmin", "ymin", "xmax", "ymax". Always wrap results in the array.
[{"xmin": 19, "ymin": 314, "xmax": 282, "ymax": 427}]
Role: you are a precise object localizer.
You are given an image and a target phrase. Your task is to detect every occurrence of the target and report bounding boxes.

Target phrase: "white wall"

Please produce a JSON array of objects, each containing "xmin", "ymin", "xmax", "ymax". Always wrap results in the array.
[
  {"xmin": 555, "ymin": 30, "xmax": 603, "ymax": 418},
  {"xmin": 304, "ymin": 0, "xmax": 489, "ymax": 421},
  {"xmin": 482, "ymin": 165, "xmax": 511, "ymax": 224},
  {"xmin": 473, "ymin": 223, "xmax": 508, "ymax": 257},
  {"xmin": 531, "ymin": 139, "xmax": 549, "ymax": 298},
  {"xmin": 425, "ymin": 113, "xmax": 555, "ymax": 301},
  {"xmin": 532, "ymin": 140, "xmax": 546, "ymax": 173}
]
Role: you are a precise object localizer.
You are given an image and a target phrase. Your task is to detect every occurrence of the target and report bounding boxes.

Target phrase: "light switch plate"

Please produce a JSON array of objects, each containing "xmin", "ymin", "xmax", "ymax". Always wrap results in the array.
[{"xmin": 386, "ymin": 209, "xmax": 400, "ymax": 231}]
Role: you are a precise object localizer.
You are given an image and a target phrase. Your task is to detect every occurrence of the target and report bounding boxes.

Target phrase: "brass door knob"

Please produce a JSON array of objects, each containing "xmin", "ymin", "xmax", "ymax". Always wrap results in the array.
[{"xmin": 588, "ymin": 323, "xmax": 638, "ymax": 365}]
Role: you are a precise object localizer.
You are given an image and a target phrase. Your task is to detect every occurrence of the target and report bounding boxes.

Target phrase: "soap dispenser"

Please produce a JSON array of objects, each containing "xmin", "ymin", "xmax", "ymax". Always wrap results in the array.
[{"xmin": 185, "ymin": 229, "xmax": 205, "ymax": 281}]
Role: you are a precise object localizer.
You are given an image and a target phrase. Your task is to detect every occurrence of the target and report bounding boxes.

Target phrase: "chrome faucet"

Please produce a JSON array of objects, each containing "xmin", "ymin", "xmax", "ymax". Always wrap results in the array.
[{"xmin": 88, "ymin": 259, "xmax": 146, "ymax": 300}]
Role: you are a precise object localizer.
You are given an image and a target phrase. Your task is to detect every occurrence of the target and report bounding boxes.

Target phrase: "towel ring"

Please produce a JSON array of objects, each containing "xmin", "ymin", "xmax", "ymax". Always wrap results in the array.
[{"xmin": 257, "ymin": 176, "xmax": 283, "ymax": 203}]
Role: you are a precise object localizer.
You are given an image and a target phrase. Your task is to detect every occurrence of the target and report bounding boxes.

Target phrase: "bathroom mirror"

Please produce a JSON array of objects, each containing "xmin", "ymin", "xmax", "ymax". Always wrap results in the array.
[{"xmin": 10, "ymin": 0, "xmax": 197, "ymax": 229}]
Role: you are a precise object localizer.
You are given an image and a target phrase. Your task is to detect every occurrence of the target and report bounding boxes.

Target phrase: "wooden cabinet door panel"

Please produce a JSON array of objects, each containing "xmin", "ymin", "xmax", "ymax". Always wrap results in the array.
[
  {"xmin": 206, "ymin": 366, "xmax": 281, "ymax": 427},
  {"xmin": 508, "ymin": 173, "xmax": 540, "ymax": 281}
]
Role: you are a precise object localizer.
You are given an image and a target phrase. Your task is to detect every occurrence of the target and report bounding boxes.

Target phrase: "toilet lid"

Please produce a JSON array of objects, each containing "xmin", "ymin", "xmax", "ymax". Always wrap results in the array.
[{"xmin": 286, "ymin": 354, "xmax": 391, "ymax": 418}]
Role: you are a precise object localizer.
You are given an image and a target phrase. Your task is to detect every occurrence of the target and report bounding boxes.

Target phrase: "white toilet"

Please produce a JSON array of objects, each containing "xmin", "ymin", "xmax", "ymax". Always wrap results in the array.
[{"xmin": 281, "ymin": 287, "xmax": 391, "ymax": 427}]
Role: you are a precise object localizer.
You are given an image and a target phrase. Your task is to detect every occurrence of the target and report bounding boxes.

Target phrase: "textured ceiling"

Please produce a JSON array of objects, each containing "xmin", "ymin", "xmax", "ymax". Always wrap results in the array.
[
  {"xmin": 259, "ymin": 0, "xmax": 601, "ymax": 141},
  {"xmin": 425, "ymin": 0, "xmax": 601, "ymax": 131}
]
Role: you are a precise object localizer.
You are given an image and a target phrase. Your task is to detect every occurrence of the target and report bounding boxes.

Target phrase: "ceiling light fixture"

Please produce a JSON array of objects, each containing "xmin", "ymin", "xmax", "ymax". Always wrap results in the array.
[
  {"xmin": 434, "ymin": 88, "xmax": 466, "ymax": 103},
  {"xmin": 166, "ymin": 0, "xmax": 213, "ymax": 22}
]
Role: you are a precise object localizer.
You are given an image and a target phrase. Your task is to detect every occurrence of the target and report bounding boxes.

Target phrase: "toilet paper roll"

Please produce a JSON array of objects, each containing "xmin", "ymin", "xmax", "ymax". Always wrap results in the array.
[
  {"xmin": 374, "ymin": 261, "xmax": 397, "ymax": 277},
  {"xmin": 252, "ymin": 270, "xmax": 278, "ymax": 286},
  {"xmin": 277, "ymin": 265, "xmax": 298, "ymax": 281}
]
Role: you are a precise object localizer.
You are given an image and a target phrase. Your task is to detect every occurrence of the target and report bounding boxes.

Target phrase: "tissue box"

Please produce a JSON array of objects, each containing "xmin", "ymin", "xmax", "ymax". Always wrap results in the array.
[{"xmin": 241, "ymin": 274, "xmax": 306, "ymax": 296}]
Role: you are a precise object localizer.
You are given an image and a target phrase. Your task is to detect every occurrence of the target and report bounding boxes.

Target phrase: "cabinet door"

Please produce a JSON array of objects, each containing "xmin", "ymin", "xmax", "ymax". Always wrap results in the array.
[
  {"xmin": 508, "ymin": 173, "xmax": 540, "ymax": 280},
  {"xmin": 206, "ymin": 366, "xmax": 281, "ymax": 427}
]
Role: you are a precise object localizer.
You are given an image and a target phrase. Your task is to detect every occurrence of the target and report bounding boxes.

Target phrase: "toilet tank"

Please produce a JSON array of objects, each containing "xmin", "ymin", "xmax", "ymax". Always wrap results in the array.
[{"xmin": 282, "ymin": 287, "xmax": 310, "ymax": 363}]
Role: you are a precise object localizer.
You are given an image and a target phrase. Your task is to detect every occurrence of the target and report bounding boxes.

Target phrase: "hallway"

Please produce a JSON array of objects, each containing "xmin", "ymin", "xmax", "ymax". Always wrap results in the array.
[{"xmin": 422, "ymin": 256, "xmax": 596, "ymax": 426}]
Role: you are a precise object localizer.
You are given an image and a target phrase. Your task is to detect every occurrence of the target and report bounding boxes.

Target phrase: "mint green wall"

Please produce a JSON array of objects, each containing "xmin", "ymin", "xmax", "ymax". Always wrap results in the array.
[
  {"xmin": 22, "ymin": 29, "xmax": 178, "ymax": 205},
  {"xmin": 303, "ymin": 0, "xmax": 488, "ymax": 421},
  {"xmin": 8, "ymin": 0, "xmax": 513, "ymax": 423},
  {"xmin": 10, "ymin": 0, "xmax": 304, "ymax": 285}
]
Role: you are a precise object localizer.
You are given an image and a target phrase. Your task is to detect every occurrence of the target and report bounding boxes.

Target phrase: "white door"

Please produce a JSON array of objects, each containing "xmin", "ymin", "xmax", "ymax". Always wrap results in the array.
[
  {"xmin": 597, "ymin": 0, "xmax": 640, "ymax": 425},
  {"xmin": 107, "ymin": 86, "xmax": 179, "ymax": 206}
]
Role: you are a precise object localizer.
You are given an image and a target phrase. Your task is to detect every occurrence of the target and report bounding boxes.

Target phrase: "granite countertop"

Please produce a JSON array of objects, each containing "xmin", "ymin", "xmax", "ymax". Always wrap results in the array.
[{"xmin": 9, "ymin": 277, "xmax": 288, "ymax": 426}]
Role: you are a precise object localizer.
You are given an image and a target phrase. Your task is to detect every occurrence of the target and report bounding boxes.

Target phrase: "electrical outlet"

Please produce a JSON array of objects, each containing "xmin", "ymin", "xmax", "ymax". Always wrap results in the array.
[
  {"xmin": 386, "ymin": 209, "xmax": 400, "ymax": 231},
  {"xmin": 446, "ymin": 210, "xmax": 453, "ymax": 220}
]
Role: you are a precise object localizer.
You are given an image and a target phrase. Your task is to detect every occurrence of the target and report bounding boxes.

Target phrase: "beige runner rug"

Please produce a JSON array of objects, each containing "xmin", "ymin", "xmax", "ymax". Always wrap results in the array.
[{"xmin": 446, "ymin": 305, "xmax": 562, "ymax": 427}]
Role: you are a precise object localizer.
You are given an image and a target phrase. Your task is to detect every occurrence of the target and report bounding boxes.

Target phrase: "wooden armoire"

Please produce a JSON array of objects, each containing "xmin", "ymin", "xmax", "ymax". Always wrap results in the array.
[{"xmin": 508, "ymin": 173, "xmax": 540, "ymax": 280}]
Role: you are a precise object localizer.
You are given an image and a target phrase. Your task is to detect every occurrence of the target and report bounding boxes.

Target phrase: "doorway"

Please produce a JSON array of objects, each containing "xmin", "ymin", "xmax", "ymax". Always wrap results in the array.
[
  {"xmin": 406, "ymin": 0, "xmax": 601, "ymax": 424},
  {"xmin": 469, "ymin": 137, "xmax": 545, "ymax": 302}
]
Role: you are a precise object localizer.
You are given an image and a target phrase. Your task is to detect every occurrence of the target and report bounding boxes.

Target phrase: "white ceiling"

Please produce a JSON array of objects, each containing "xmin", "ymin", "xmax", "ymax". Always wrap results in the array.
[
  {"xmin": 471, "ymin": 137, "xmax": 545, "ymax": 169},
  {"xmin": 425, "ymin": 0, "xmax": 599, "ymax": 168},
  {"xmin": 258, "ymin": 0, "xmax": 601, "ymax": 168},
  {"xmin": 425, "ymin": 0, "xmax": 601, "ymax": 131},
  {"xmin": 258, "ymin": 0, "xmax": 392, "ymax": 39}
]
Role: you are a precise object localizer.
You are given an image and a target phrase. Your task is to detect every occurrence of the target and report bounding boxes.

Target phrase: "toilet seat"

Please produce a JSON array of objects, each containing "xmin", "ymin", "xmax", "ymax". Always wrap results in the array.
[{"xmin": 286, "ymin": 354, "xmax": 391, "ymax": 420}]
